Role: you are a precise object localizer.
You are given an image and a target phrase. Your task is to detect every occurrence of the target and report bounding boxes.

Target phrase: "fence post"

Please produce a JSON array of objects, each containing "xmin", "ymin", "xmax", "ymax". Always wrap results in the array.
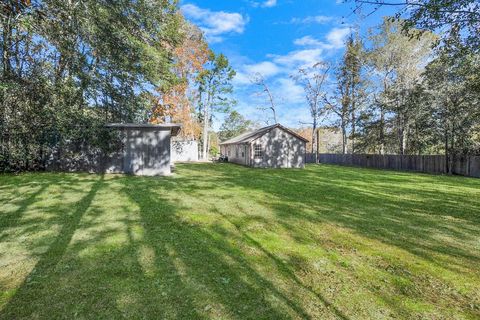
[
  {"xmin": 467, "ymin": 156, "xmax": 471, "ymax": 177},
  {"xmin": 315, "ymin": 153, "xmax": 478, "ymax": 178}
]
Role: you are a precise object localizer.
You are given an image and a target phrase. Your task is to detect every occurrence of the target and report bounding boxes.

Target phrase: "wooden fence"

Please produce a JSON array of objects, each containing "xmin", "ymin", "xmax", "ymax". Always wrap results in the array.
[{"xmin": 305, "ymin": 153, "xmax": 480, "ymax": 178}]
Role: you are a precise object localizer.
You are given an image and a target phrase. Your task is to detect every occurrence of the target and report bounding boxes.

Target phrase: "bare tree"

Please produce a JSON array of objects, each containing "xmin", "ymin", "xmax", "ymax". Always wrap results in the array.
[
  {"xmin": 251, "ymin": 73, "xmax": 278, "ymax": 124},
  {"xmin": 292, "ymin": 62, "xmax": 331, "ymax": 163}
]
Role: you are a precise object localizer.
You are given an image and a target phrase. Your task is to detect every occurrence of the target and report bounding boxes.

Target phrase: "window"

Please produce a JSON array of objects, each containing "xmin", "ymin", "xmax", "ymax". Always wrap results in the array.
[
  {"xmin": 254, "ymin": 144, "xmax": 262, "ymax": 158},
  {"xmin": 235, "ymin": 146, "xmax": 239, "ymax": 158}
]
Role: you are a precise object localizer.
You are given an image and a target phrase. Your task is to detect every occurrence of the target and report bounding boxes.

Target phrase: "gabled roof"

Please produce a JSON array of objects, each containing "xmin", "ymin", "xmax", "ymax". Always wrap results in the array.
[{"xmin": 220, "ymin": 124, "xmax": 308, "ymax": 145}]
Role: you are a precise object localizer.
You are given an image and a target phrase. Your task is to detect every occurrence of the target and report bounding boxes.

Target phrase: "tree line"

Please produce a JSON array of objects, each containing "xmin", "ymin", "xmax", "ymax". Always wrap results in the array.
[
  {"xmin": 2, "ymin": 0, "xmax": 479, "ymax": 172},
  {"xmin": 0, "ymin": 0, "xmax": 236, "ymax": 171},
  {"xmin": 217, "ymin": 1, "xmax": 479, "ymax": 173},
  {"xmin": 292, "ymin": 1, "xmax": 479, "ymax": 173}
]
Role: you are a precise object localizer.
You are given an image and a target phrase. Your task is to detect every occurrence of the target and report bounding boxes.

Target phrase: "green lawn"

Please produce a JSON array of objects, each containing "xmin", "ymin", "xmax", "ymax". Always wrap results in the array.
[{"xmin": 0, "ymin": 164, "xmax": 479, "ymax": 319}]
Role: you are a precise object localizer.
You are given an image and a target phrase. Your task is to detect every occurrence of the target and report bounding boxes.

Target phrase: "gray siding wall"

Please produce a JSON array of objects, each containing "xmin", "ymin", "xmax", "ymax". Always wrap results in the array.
[
  {"xmin": 107, "ymin": 128, "xmax": 172, "ymax": 176},
  {"xmin": 46, "ymin": 127, "xmax": 173, "ymax": 176},
  {"xmin": 222, "ymin": 144, "xmax": 248, "ymax": 165},
  {"xmin": 251, "ymin": 127, "xmax": 305, "ymax": 168}
]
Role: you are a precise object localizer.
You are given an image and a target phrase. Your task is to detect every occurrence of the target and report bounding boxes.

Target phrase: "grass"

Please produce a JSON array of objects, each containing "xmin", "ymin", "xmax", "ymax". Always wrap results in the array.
[{"xmin": 0, "ymin": 163, "xmax": 479, "ymax": 319}]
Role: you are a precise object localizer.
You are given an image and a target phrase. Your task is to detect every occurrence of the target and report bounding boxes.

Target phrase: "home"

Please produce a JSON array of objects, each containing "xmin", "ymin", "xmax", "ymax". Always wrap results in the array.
[{"xmin": 219, "ymin": 124, "xmax": 308, "ymax": 168}]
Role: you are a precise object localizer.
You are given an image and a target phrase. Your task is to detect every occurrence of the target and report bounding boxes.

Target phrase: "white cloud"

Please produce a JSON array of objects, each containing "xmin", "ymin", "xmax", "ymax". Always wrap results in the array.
[
  {"xmin": 293, "ymin": 36, "xmax": 324, "ymax": 47},
  {"xmin": 279, "ymin": 105, "xmax": 312, "ymax": 127},
  {"xmin": 233, "ymin": 71, "xmax": 252, "ymax": 86},
  {"xmin": 270, "ymin": 48, "xmax": 324, "ymax": 69},
  {"xmin": 232, "ymin": 76, "xmax": 310, "ymax": 127},
  {"xmin": 234, "ymin": 26, "xmax": 351, "ymax": 91},
  {"xmin": 293, "ymin": 27, "xmax": 351, "ymax": 51},
  {"xmin": 181, "ymin": 4, "xmax": 248, "ymax": 43},
  {"xmin": 290, "ymin": 15, "xmax": 335, "ymax": 25},
  {"xmin": 233, "ymin": 61, "xmax": 282, "ymax": 87},
  {"xmin": 275, "ymin": 78, "xmax": 304, "ymax": 103},
  {"xmin": 234, "ymin": 26, "xmax": 350, "ymax": 90},
  {"xmin": 262, "ymin": 0, "xmax": 277, "ymax": 7},
  {"xmin": 326, "ymin": 27, "xmax": 351, "ymax": 48},
  {"xmin": 251, "ymin": 0, "xmax": 277, "ymax": 8},
  {"xmin": 229, "ymin": 26, "xmax": 352, "ymax": 127},
  {"xmin": 244, "ymin": 61, "xmax": 282, "ymax": 77}
]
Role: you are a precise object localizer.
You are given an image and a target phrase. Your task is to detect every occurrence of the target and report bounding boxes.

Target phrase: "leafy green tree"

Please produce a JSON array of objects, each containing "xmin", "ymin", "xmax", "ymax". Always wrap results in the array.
[
  {"xmin": 218, "ymin": 111, "xmax": 253, "ymax": 142},
  {"xmin": 329, "ymin": 33, "xmax": 367, "ymax": 154},
  {"xmin": 0, "ymin": 0, "xmax": 182, "ymax": 171},
  {"xmin": 208, "ymin": 131, "xmax": 220, "ymax": 157},
  {"xmin": 423, "ymin": 29, "xmax": 480, "ymax": 172},
  {"xmin": 365, "ymin": 18, "xmax": 436, "ymax": 155}
]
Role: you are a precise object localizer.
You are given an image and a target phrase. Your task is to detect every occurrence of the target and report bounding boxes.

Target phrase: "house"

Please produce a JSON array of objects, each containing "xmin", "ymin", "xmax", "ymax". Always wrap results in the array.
[
  {"xmin": 105, "ymin": 123, "xmax": 181, "ymax": 176},
  {"xmin": 219, "ymin": 124, "xmax": 308, "ymax": 168}
]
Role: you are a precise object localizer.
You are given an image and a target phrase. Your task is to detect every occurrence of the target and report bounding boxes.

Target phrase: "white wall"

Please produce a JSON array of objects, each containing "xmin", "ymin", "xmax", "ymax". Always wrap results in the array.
[{"xmin": 171, "ymin": 140, "xmax": 199, "ymax": 162}]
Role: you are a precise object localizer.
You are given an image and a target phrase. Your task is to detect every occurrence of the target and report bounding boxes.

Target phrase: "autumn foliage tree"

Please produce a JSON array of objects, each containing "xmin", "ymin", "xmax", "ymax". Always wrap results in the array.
[
  {"xmin": 1, "ymin": 0, "xmax": 182, "ymax": 171},
  {"xmin": 150, "ymin": 17, "xmax": 210, "ymax": 139}
]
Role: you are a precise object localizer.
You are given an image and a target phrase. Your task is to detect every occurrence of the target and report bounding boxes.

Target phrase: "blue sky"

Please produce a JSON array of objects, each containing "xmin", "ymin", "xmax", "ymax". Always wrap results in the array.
[{"xmin": 180, "ymin": 0, "xmax": 395, "ymax": 129}]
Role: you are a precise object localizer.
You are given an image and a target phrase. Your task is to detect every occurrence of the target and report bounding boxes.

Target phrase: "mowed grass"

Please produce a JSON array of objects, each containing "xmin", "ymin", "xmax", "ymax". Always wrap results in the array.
[{"xmin": 0, "ymin": 164, "xmax": 479, "ymax": 319}]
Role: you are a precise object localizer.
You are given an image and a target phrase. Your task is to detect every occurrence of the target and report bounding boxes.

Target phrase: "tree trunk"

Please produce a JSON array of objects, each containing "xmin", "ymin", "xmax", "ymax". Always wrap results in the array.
[
  {"xmin": 263, "ymin": 80, "xmax": 277, "ymax": 123},
  {"xmin": 312, "ymin": 118, "xmax": 317, "ymax": 163},
  {"xmin": 341, "ymin": 121, "xmax": 347, "ymax": 154},
  {"xmin": 272, "ymin": 107, "xmax": 278, "ymax": 124},
  {"xmin": 398, "ymin": 115, "xmax": 405, "ymax": 155},
  {"xmin": 202, "ymin": 102, "xmax": 209, "ymax": 160},
  {"xmin": 379, "ymin": 106, "xmax": 385, "ymax": 155},
  {"xmin": 449, "ymin": 121, "xmax": 456, "ymax": 175},
  {"xmin": 350, "ymin": 93, "xmax": 356, "ymax": 154},
  {"xmin": 444, "ymin": 124, "xmax": 449, "ymax": 174},
  {"xmin": 403, "ymin": 124, "xmax": 409, "ymax": 155}
]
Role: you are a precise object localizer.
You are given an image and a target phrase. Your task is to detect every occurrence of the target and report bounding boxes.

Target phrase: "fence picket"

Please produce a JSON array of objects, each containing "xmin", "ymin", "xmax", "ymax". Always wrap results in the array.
[{"xmin": 310, "ymin": 153, "xmax": 479, "ymax": 178}]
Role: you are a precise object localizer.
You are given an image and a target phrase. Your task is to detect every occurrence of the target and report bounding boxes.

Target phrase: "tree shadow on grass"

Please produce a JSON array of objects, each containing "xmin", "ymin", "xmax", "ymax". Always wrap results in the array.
[
  {"xmin": 1, "ymin": 172, "xmax": 317, "ymax": 319},
  {"xmin": 188, "ymin": 163, "xmax": 480, "ymax": 267},
  {"xmin": 0, "ymin": 184, "xmax": 49, "ymax": 236},
  {"xmin": 213, "ymin": 208, "xmax": 350, "ymax": 320},
  {"xmin": 1, "ymin": 173, "xmax": 208, "ymax": 319},
  {"xmin": 0, "ymin": 174, "xmax": 111, "ymax": 318},
  {"xmin": 1, "ymin": 164, "xmax": 479, "ymax": 319},
  {"xmin": 172, "ymin": 163, "xmax": 480, "ymax": 318},
  {"xmin": 119, "ymin": 176, "xmax": 315, "ymax": 319}
]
